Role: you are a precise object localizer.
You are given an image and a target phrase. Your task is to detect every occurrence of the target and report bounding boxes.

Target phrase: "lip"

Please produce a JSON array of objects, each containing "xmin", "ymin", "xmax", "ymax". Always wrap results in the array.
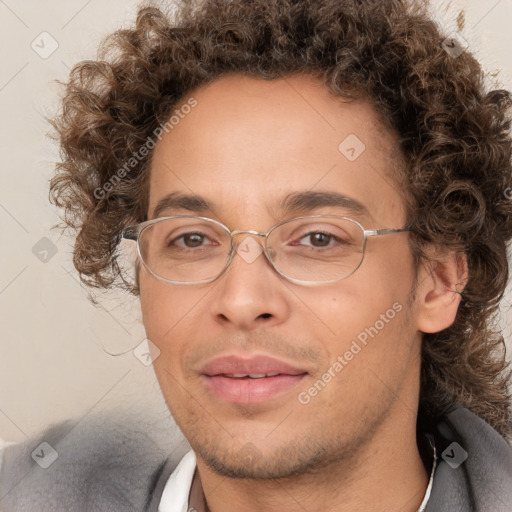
[{"xmin": 201, "ymin": 354, "xmax": 308, "ymax": 405}]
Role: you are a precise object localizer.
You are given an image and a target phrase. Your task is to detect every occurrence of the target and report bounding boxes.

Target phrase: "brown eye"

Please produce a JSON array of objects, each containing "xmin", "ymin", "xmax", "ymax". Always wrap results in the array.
[
  {"xmin": 295, "ymin": 230, "xmax": 347, "ymax": 248},
  {"xmin": 170, "ymin": 232, "xmax": 211, "ymax": 248},
  {"xmin": 182, "ymin": 233, "xmax": 206, "ymax": 247},
  {"xmin": 308, "ymin": 232, "xmax": 332, "ymax": 247}
]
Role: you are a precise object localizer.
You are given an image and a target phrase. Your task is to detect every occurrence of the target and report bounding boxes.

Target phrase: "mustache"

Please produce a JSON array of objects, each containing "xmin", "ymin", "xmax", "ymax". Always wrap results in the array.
[{"xmin": 183, "ymin": 329, "xmax": 322, "ymax": 370}]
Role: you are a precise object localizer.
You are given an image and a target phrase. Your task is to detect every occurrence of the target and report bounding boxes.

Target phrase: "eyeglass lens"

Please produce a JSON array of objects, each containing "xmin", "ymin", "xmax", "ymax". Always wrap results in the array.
[{"xmin": 137, "ymin": 216, "xmax": 366, "ymax": 284}]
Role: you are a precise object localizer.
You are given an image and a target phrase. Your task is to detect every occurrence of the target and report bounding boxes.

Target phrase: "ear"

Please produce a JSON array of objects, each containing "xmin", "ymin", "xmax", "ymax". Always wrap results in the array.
[{"xmin": 415, "ymin": 248, "xmax": 468, "ymax": 334}]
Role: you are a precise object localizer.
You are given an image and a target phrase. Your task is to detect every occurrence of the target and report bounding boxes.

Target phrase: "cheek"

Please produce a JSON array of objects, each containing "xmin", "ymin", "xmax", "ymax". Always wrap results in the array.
[
  {"xmin": 139, "ymin": 274, "xmax": 215, "ymax": 377},
  {"xmin": 140, "ymin": 280, "xmax": 188, "ymax": 396},
  {"xmin": 309, "ymin": 286, "xmax": 416, "ymax": 399},
  {"xmin": 139, "ymin": 278, "xmax": 165, "ymax": 338},
  {"xmin": 311, "ymin": 276, "xmax": 411, "ymax": 335},
  {"xmin": 139, "ymin": 276, "xmax": 191, "ymax": 352},
  {"xmin": 140, "ymin": 266, "xmax": 192, "ymax": 323},
  {"xmin": 303, "ymin": 247, "xmax": 416, "ymax": 360}
]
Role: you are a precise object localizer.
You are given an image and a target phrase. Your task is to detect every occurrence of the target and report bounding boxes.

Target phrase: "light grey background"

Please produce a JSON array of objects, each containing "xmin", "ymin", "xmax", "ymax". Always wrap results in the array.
[{"xmin": 1, "ymin": 0, "xmax": 511, "ymax": 445}]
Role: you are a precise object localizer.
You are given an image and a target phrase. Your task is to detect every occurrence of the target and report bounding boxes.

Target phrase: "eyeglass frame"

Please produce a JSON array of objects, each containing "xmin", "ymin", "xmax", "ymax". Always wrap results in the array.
[{"xmin": 122, "ymin": 214, "xmax": 410, "ymax": 286}]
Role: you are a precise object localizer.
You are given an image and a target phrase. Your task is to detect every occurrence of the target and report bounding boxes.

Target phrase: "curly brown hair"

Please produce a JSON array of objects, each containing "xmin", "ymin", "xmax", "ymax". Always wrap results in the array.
[{"xmin": 50, "ymin": 0, "xmax": 512, "ymax": 437}]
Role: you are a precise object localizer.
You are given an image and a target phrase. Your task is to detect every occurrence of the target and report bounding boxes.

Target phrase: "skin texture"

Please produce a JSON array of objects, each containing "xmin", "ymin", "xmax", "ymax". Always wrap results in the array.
[{"xmin": 140, "ymin": 74, "xmax": 465, "ymax": 512}]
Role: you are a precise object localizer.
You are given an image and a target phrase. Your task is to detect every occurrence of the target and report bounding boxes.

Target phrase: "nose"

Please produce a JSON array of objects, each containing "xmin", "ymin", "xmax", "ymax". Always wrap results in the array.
[{"xmin": 209, "ymin": 235, "xmax": 291, "ymax": 330}]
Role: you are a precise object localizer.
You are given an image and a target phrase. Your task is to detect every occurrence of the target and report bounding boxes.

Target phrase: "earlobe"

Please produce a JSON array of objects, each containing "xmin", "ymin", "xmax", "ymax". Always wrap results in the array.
[{"xmin": 415, "ymin": 249, "xmax": 468, "ymax": 334}]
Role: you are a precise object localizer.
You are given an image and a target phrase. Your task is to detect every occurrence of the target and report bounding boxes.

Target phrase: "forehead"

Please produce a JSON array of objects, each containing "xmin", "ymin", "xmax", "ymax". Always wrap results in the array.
[{"xmin": 149, "ymin": 74, "xmax": 406, "ymax": 227}]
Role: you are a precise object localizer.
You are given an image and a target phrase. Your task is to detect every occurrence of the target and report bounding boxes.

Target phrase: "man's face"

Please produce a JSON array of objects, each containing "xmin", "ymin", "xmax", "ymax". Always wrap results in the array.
[{"xmin": 140, "ymin": 74, "xmax": 422, "ymax": 478}]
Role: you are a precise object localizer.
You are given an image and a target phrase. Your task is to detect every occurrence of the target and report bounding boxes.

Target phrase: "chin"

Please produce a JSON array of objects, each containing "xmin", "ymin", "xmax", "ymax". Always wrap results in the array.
[{"xmin": 195, "ymin": 436, "xmax": 348, "ymax": 480}]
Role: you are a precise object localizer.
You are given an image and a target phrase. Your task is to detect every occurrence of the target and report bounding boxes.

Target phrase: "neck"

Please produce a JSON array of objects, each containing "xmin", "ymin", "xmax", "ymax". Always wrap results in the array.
[{"xmin": 196, "ymin": 402, "xmax": 429, "ymax": 512}]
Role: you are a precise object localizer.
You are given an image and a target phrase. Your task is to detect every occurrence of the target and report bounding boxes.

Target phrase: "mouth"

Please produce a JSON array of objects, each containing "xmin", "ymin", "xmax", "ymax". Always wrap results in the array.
[
  {"xmin": 200, "ymin": 355, "xmax": 308, "ymax": 405},
  {"xmin": 220, "ymin": 372, "xmax": 284, "ymax": 378}
]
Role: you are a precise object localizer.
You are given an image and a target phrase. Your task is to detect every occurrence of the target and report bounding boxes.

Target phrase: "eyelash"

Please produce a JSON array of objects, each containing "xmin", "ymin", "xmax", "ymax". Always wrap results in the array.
[{"xmin": 169, "ymin": 230, "xmax": 347, "ymax": 249}]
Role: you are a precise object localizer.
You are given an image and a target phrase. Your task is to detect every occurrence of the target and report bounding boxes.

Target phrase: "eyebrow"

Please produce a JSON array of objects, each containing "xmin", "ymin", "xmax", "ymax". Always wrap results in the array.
[
  {"xmin": 152, "ymin": 192, "xmax": 213, "ymax": 218},
  {"xmin": 277, "ymin": 190, "xmax": 370, "ymax": 218},
  {"xmin": 151, "ymin": 190, "xmax": 371, "ymax": 220}
]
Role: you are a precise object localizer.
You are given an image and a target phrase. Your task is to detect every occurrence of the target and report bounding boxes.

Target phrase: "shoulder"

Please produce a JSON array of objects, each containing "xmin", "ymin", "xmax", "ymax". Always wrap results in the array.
[
  {"xmin": 429, "ymin": 406, "xmax": 512, "ymax": 512},
  {"xmin": 0, "ymin": 412, "xmax": 188, "ymax": 511}
]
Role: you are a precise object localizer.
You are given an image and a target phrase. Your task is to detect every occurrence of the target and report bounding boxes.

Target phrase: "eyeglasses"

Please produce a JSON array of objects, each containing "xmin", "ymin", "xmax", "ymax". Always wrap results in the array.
[{"xmin": 122, "ymin": 215, "xmax": 409, "ymax": 286}]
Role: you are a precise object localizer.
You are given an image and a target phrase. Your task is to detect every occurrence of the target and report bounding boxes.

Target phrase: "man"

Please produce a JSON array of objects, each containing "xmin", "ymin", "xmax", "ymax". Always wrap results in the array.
[{"xmin": 1, "ymin": 0, "xmax": 512, "ymax": 510}]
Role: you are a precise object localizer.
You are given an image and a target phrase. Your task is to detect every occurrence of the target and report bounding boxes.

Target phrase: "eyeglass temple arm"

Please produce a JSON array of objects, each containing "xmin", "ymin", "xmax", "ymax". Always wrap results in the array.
[{"xmin": 365, "ymin": 228, "xmax": 410, "ymax": 237}]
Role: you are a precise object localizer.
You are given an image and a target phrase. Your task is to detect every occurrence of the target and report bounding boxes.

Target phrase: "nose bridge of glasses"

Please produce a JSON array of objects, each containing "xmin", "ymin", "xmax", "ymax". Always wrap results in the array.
[
  {"xmin": 230, "ymin": 229, "xmax": 266, "ymax": 237},
  {"xmin": 228, "ymin": 229, "xmax": 277, "ymax": 263},
  {"xmin": 229, "ymin": 229, "xmax": 267, "ymax": 248}
]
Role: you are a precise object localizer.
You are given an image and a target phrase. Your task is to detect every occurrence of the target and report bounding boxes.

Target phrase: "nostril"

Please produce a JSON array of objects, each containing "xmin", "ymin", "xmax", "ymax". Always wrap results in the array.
[{"xmin": 259, "ymin": 313, "xmax": 272, "ymax": 319}]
